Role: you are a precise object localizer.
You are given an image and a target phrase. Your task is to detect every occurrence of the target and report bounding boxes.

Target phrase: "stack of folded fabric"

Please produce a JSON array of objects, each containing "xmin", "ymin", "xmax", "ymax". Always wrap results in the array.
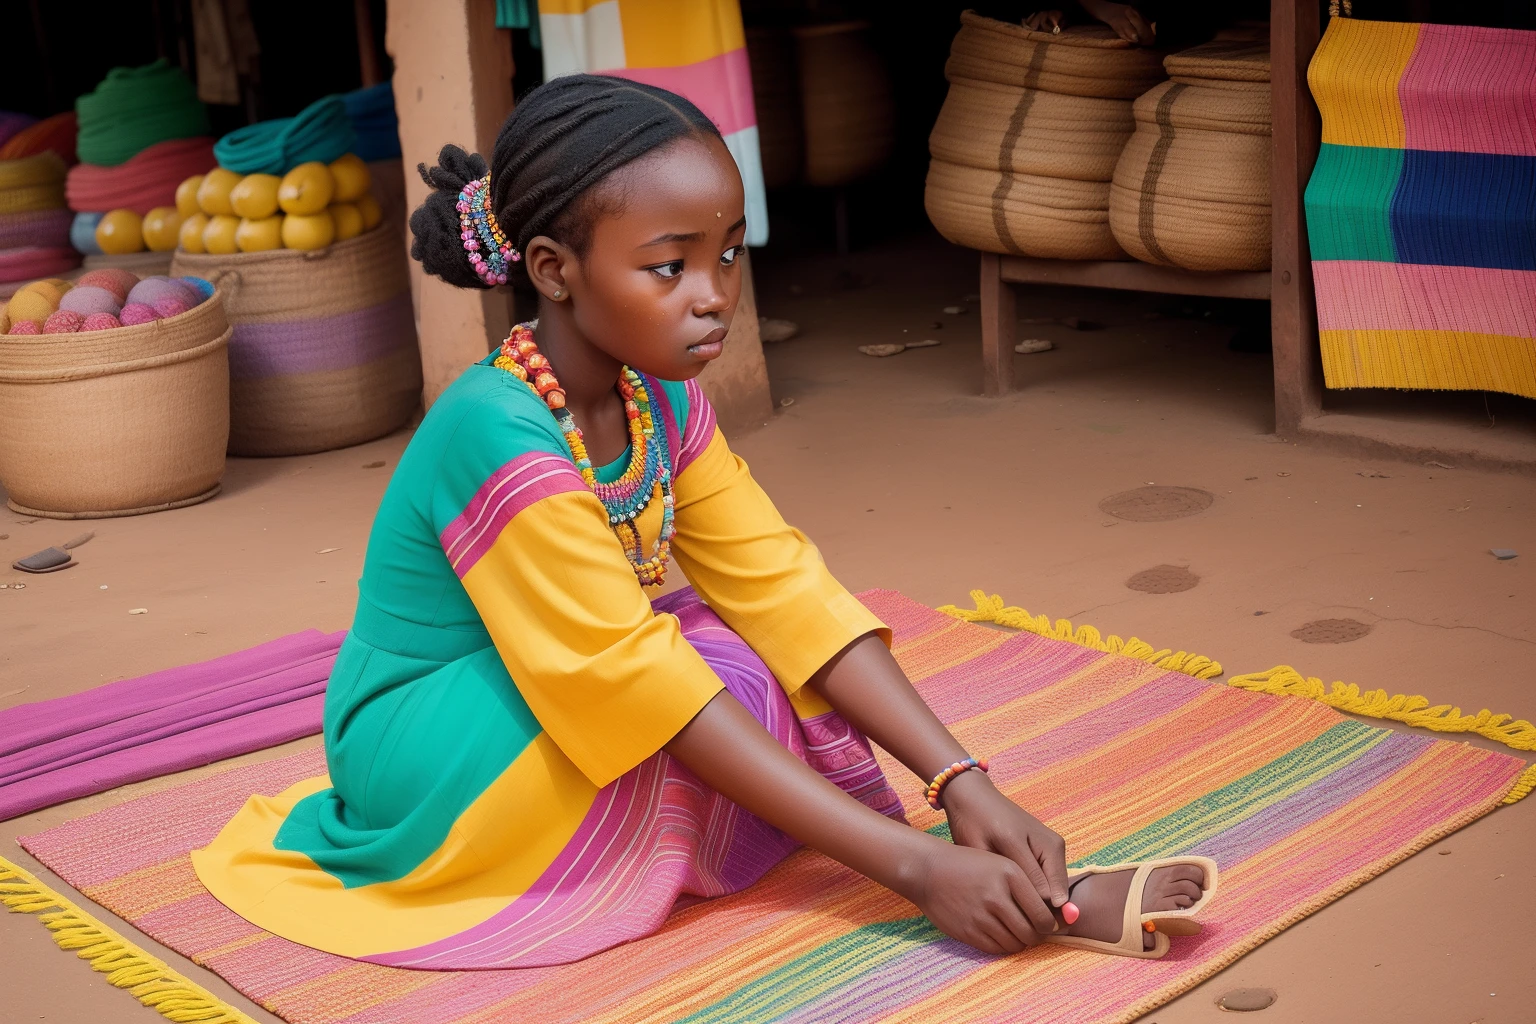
[
  {"xmin": 67, "ymin": 61, "xmax": 214, "ymax": 260},
  {"xmin": 0, "ymin": 112, "xmax": 36, "ymax": 152},
  {"xmin": 0, "ymin": 152, "xmax": 79, "ymax": 285},
  {"xmin": 214, "ymin": 94, "xmax": 356, "ymax": 177},
  {"xmin": 0, "ymin": 112, "xmax": 79, "ymax": 165}
]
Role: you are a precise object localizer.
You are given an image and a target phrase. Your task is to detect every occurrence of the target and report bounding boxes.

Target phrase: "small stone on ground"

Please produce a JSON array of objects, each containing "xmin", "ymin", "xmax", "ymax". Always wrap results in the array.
[
  {"xmin": 1490, "ymin": 548, "xmax": 1517, "ymax": 560},
  {"xmin": 1015, "ymin": 338, "xmax": 1054, "ymax": 354},
  {"xmin": 758, "ymin": 317, "xmax": 799, "ymax": 343}
]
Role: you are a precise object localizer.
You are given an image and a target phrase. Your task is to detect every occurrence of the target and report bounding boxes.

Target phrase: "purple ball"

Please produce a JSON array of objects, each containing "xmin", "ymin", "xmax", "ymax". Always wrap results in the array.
[
  {"xmin": 125, "ymin": 277, "xmax": 198, "ymax": 310},
  {"xmin": 58, "ymin": 285, "xmax": 122, "ymax": 318},
  {"xmin": 119, "ymin": 302, "xmax": 160, "ymax": 326}
]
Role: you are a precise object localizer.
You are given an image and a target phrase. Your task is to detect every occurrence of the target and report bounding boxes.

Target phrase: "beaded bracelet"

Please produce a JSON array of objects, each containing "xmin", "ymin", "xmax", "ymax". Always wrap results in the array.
[{"xmin": 925, "ymin": 756, "xmax": 989, "ymax": 809}]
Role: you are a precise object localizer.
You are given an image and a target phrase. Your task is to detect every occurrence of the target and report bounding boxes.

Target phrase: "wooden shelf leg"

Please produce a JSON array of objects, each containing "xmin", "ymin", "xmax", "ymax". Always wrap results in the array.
[
  {"xmin": 1271, "ymin": 0, "xmax": 1325, "ymax": 435},
  {"xmin": 980, "ymin": 252, "xmax": 1015, "ymax": 397}
]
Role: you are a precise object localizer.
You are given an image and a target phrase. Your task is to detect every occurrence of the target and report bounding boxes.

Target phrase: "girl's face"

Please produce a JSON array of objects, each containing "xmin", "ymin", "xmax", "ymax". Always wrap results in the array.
[{"xmin": 543, "ymin": 134, "xmax": 747, "ymax": 381}]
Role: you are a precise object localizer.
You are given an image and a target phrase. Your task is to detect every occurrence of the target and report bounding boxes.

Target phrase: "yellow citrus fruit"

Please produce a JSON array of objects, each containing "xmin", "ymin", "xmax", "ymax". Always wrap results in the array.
[
  {"xmin": 179, "ymin": 212, "xmax": 209, "ymax": 252},
  {"xmin": 236, "ymin": 214, "xmax": 285, "ymax": 252},
  {"xmin": 328, "ymin": 153, "xmax": 371, "ymax": 203},
  {"xmin": 355, "ymin": 193, "xmax": 383, "ymax": 231},
  {"xmin": 95, "ymin": 209, "xmax": 146, "ymax": 254},
  {"xmin": 230, "ymin": 173, "xmax": 281, "ymax": 219},
  {"xmin": 202, "ymin": 214, "xmax": 241, "ymax": 255},
  {"xmin": 0, "ymin": 307, "xmax": 8, "ymax": 333},
  {"xmin": 175, "ymin": 175, "xmax": 204, "ymax": 217},
  {"xmin": 196, "ymin": 167, "xmax": 243, "ymax": 216},
  {"xmin": 278, "ymin": 161, "xmax": 334, "ymax": 215},
  {"xmin": 142, "ymin": 206, "xmax": 184, "ymax": 252},
  {"xmin": 329, "ymin": 202, "xmax": 363, "ymax": 242},
  {"xmin": 281, "ymin": 210, "xmax": 336, "ymax": 250}
]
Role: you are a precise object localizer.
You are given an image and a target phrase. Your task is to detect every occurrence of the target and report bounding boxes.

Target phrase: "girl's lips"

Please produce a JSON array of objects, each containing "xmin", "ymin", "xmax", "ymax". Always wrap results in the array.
[{"xmin": 688, "ymin": 326, "xmax": 728, "ymax": 359}]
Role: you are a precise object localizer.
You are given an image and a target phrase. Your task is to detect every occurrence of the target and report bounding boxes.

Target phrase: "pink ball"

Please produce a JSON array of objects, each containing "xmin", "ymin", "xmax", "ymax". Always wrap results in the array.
[
  {"xmin": 58, "ymin": 285, "xmax": 122, "ymax": 317},
  {"xmin": 80, "ymin": 312, "xmax": 122, "ymax": 331},
  {"xmin": 76, "ymin": 268, "xmax": 139, "ymax": 304},
  {"xmin": 152, "ymin": 296, "xmax": 190, "ymax": 320},
  {"xmin": 7, "ymin": 320, "xmax": 40, "ymax": 334},
  {"xmin": 42, "ymin": 309, "xmax": 85, "ymax": 334},
  {"xmin": 119, "ymin": 302, "xmax": 160, "ymax": 326}
]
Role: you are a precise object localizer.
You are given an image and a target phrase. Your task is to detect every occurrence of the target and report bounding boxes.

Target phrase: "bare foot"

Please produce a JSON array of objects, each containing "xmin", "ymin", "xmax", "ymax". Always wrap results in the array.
[{"xmin": 1062, "ymin": 864, "xmax": 1207, "ymax": 950}]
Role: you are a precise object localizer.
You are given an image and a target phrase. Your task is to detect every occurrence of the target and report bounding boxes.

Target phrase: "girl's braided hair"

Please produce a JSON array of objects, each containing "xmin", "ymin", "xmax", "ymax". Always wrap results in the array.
[{"xmin": 410, "ymin": 74, "xmax": 723, "ymax": 289}]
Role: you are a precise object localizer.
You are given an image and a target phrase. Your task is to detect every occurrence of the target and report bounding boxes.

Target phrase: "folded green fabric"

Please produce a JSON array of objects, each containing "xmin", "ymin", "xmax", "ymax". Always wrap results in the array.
[
  {"xmin": 214, "ymin": 95, "xmax": 357, "ymax": 176},
  {"xmin": 75, "ymin": 60, "xmax": 209, "ymax": 167}
]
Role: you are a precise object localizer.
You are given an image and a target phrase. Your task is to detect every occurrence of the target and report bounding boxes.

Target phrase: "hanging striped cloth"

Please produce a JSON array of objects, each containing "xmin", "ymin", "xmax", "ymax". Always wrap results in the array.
[{"xmin": 1304, "ymin": 17, "xmax": 1536, "ymax": 399}]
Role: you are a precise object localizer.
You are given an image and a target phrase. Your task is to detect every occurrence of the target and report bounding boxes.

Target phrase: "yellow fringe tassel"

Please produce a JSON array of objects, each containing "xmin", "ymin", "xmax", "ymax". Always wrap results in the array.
[
  {"xmin": 0, "ymin": 855, "xmax": 258, "ymax": 1024},
  {"xmin": 937, "ymin": 590, "xmax": 1225, "ymax": 680},
  {"xmin": 941, "ymin": 590, "xmax": 1534, "ymax": 807},
  {"xmin": 1228, "ymin": 667, "xmax": 1536, "ymax": 805}
]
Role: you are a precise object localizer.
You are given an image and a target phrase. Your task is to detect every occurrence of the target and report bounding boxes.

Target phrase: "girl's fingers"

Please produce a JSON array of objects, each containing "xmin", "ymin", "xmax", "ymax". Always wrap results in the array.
[
  {"xmin": 1002, "ymin": 863, "xmax": 1057, "ymax": 937},
  {"xmin": 1031, "ymin": 832, "xmax": 1072, "ymax": 907}
]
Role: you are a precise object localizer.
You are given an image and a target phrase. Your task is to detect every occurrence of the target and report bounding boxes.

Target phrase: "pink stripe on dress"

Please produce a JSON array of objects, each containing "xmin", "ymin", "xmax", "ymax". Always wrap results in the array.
[
  {"xmin": 1312, "ymin": 260, "xmax": 1536, "ymax": 338},
  {"xmin": 600, "ymin": 48, "xmax": 757, "ymax": 137},
  {"xmin": 439, "ymin": 452, "xmax": 587, "ymax": 576},
  {"xmin": 1399, "ymin": 24, "xmax": 1536, "ymax": 157},
  {"xmin": 678, "ymin": 377, "xmax": 718, "ymax": 474}
]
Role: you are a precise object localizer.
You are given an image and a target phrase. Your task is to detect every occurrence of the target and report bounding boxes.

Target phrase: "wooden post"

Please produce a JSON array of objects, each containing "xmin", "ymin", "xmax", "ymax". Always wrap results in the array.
[
  {"xmin": 979, "ymin": 252, "xmax": 1015, "ymax": 397},
  {"xmin": 387, "ymin": 0, "xmax": 515, "ymax": 408},
  {"xmin": 354, "ymin": 0, "xmax": 382, "ymax": 87},
  {"xmin": 1270, "ymin": 0, "xmax": 1325, "ymax": 435}
]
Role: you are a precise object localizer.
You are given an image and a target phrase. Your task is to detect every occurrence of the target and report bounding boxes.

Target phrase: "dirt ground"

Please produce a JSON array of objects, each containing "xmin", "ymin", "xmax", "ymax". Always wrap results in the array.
[{"xmin": 2, "ymin": 234, "xmax": 1533, "ymax": 1023}]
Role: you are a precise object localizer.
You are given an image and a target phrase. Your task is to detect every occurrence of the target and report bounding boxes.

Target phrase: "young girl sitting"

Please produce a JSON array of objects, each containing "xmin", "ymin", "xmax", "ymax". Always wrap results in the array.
[{"xmin": 193, "ymin": 75, "xmax": 1211, "ymax": 969}]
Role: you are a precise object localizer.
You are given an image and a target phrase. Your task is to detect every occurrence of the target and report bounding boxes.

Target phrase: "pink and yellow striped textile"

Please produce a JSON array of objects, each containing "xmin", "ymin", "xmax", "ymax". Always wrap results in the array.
[
  {"xmin": 537, "ymin": 0, "xmax": 768, "ymax": 245},
  {"xmin": 19, "ymin": 592, "xmax": 1528, "ymax": 1024}
]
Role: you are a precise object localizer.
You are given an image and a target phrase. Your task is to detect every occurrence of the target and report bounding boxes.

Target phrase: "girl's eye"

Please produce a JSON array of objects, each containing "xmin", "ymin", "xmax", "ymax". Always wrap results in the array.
[
  {"xmin": 649, "ymin": 260, "xmax": 684, "ymax": 280},
  {"xmin": 720, "ymin": 245, "xmax": 744, "ymax": 267}
]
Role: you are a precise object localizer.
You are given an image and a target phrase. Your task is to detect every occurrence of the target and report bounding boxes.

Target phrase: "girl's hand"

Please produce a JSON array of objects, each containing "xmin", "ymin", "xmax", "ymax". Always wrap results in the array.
[
  {"xmin": 907, "ymin": 841, "xmax": 1057, "ymax": 954},
  {"xmin": 1024, "ymin": 10, "xmax": 1065, "ymax": 33},
  {"xmin": 1081, "ymin": 0, "xmax": 1156, "ymax": 44},
  {"xmin": 941, "ymin": 770, "xmax": 1072, "ymax": 914}
]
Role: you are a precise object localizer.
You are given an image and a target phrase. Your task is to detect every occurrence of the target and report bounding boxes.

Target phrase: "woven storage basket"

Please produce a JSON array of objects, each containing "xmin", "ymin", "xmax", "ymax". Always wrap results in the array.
[
  {"xmin": 746, "ymin": 26, "xmax": 803, "ymax": 189},
  {"xmin": 0, "ymin": 292, "xmax": 229, "ymax": 518},
  {"xmin": 172, "ymin": 224, "xmax": 420, "ymax": 457},
  {"xmin": 946, "ymin": 13, "xmax": 1166, "ymax": 100},
  {"xmin": 925, "ymin": 159, "xmax": 1124, "ymax": 260},
  {"xmin": 1110, "ymin": 40, "xmax": 1272, "ymax": 271},
  {"xmin": 929, "ymin": 76, "xmax": 1136, "ymax": 182},
  {"xmin": 795, "ymin": 21, "xmax": 895, "ymax": 188}
]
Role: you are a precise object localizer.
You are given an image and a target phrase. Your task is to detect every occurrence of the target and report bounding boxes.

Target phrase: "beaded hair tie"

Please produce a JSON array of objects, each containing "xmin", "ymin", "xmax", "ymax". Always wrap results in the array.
[{"xmin": 457, "ymin": 174, "xmax": 520, "ymax": 286}]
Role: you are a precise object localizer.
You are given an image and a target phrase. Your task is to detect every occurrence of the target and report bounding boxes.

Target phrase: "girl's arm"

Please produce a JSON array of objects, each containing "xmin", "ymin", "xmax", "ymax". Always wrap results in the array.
[
  {"xmin": 664, "ymin": 689, "xmax": 1059, "ymax": 953},
  {"xmin": 808, "ymin": 634, "xmax": 1074, "ymax": 913}
]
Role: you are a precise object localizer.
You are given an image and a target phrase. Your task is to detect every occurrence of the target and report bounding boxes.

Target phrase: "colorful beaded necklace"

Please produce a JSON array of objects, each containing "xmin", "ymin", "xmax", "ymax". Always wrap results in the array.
[{"xmin": 493, "ymin": 322, "xmax": 676, "ymax": 586}]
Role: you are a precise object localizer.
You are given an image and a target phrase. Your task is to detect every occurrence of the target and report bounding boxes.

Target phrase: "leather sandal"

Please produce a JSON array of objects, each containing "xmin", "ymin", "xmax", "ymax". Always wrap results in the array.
[{"xmin": 1045, "ymin": 854, "xmax": 1218, "ymax": 959}]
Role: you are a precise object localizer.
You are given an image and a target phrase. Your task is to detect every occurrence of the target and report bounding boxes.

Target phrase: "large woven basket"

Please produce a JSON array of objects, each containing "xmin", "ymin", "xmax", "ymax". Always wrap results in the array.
[
  {"xmin": 1110, "ymin": 41, "xmax": 1272, "ymax": 271},
  {"xmin": 796, "ymin": 21, "xmax": 895, "ymax": 188},
  {"xmin": 946, "ymin": 13, "xmax": 1167, "ymax": 100},
  {"xmin": 929, "ymin": 76, "xmax": 1136, "ymax": 182},
  {"xmin": 0, "ymin": 292, "xmax": 229, "ymax": 518},
  {"xmin": 172, "ymin": 225, "xmax": 421, "ymax": 457},
  {"xmin": 746, "ymin": 26, "xmax": 803, "ymax": 190},
  {"xmin": 925, "ymin": 159, "xmax": 1125, "ymax": 260}
]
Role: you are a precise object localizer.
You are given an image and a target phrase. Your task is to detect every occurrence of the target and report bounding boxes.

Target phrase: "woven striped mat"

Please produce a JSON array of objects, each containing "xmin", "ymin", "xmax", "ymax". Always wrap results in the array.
[{"xmin": 13, "ymin": 591, "xmax": 1529, "ymax": 1024}]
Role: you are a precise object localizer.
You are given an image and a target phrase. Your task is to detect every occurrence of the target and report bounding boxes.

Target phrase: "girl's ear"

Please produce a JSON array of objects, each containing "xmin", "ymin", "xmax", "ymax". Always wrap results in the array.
[{"xmin": 523, "ymin": 235, "xmax": 575, "ymax": 302}]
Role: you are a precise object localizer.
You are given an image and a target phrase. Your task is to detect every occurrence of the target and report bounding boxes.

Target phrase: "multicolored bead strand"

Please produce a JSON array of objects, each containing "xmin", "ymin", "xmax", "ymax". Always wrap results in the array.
[
  {"xmin": 457, "ymin": 174, "xmax": 520, "ymax": 286},
  {"xmin": 493, "ymin": 323, "xmax": 676, "ymax": 586},
  {"xmin": 925, "ymin": 756, "xmax": 989, "ymax": 810}
]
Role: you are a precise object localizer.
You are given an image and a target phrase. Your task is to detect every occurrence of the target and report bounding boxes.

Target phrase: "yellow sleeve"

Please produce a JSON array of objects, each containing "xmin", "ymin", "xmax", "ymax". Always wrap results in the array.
[
  {"xmin": 456, "ymin": 486, "xmax": 724, "ymax": 788},
  {"xmin": 670, "ymin": 428, "xmax": 889, "ymax": 693}
]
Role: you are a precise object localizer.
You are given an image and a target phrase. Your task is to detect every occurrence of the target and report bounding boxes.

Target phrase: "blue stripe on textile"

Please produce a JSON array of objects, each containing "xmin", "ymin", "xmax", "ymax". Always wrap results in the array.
[{"xmin": 1390, "ymin": 149, "xmax": 1536, "ymax": 271}]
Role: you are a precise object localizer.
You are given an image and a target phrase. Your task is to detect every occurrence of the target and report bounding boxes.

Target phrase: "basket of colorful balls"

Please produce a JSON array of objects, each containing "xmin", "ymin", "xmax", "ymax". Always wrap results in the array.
[
  {"xmin": 169, "ymin": 153, "xmax": 420, "ymax": 457},
  {"xmin": 0, "ymin": 268, "xmax": 230, "ymax": 518}
]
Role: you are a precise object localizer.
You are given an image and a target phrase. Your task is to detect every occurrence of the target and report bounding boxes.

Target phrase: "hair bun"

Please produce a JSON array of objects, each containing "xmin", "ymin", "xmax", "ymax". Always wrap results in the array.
[{"xmin": 409, "ymin": 144, "xmax": 493, "ymax": 289}]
